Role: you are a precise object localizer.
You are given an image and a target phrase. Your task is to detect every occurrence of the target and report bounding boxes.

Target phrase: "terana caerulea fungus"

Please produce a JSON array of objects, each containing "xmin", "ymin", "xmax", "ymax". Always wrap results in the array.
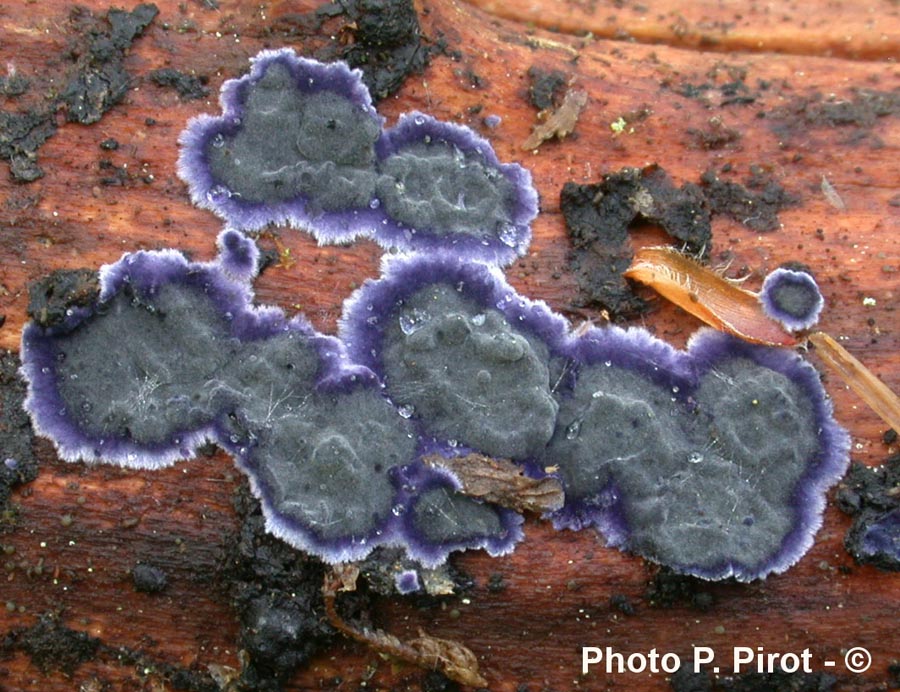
[
  {"xmin": 178, "ymin": 49, "xmax": 537, "ymax": 265},
  {"xmin": 394, "ymin": 569, "xmax": 421, "ymax": 594},
  {"xmin": 340, "ymin": 253, "xmax": 569, "ymax": 460},
  {"xmin": 20, "ymin": 231, "xmax": 522, "ymax": 565},
  {"xmin": 373, "ymin": 112, "xmax": 537, "ymax": 265},
  {"xmin": 544, "ymin": 326, "xmax": 849, "ymax": 581},
  {"xmin": 20, "ymin": 234, "xmax": 273, "ymax": 468},
  {"xmin": 393, "ymin": 461, "xmax": 524, "ymax": 567},
  {"xmin": 178, "ymin": 49, "xmax": 384, "ymax": 243},
  {"xmin": 759, "ymin": 266, "xmax": 824, "ymax": 332}
]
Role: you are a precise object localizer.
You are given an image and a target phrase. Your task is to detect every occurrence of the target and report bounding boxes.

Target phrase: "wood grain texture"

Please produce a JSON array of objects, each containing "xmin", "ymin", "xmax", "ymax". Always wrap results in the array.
[
  {"xmin": 462, "ymin": 0, "xmax": 900, "ymax": 59},
  {"xmin": 1, "ymin": 0, "xmax": 898, "ymax": 690}
]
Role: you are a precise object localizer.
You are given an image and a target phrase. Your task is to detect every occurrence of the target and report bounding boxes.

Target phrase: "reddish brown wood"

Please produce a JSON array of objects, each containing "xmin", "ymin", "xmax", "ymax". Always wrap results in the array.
[
  {"xmin": 1, "ymin": 0, "xmax": 898, "ymax": 690},
  {"xmin": 462, "ymin": 0, "xmax": 900, "ymax": 60}
]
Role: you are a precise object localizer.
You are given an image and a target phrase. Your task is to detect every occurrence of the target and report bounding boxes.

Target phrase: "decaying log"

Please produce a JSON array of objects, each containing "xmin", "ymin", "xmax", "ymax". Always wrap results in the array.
[{"xmin": 0, "ymin": 0, "xmax": 898, "ymax": 690}]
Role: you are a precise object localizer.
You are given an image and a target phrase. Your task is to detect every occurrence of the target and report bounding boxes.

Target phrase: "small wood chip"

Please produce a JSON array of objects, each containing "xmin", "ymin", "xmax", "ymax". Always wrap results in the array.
[
  {"xmin": 323, "ymin": 567, "xmax": 488, "ymax": 687},
  {"xmin": 422, "ymin": 453, "xmax": 565, "ymax": 513},
  {"xmin": 522, "ymin": 89, "xmax": 588, "ymax": 150},
  {"xmin": 820, "ymin": 175, "xmax": 846, "ymax": 210}
]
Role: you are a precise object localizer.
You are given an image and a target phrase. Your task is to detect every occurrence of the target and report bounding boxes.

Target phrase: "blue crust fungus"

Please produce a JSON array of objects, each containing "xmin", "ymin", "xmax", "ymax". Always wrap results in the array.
[
  {"xmin": 178, "ymin": 50, "xmax": 384, "ymax": 243},
  {"xmin": 20, "ymin": 231, "xmax": 522, "ymax": 564},
  {"xmin": 178, "ymin": 49, "xmax": 536, "ymax": 265},
  {"xmin": 340, "ymin": 254, "xmax": 569, "ymax": 460},
  {"xmin": 543, "ymin": 326, "xmax": 849, "ymax": 581},
  {"xmin": 22, "ymin": 46, "xmax": 852, "ymax": 579},
  {"xmin": 759, "ymin": 266, "xmax": 824, "ymax": 332},
  {"xmin": 21, "ymin": 235, "xmax": 850, "ymax": 576},
  {"xmin": 373, "ymin": 113, "xmax": 537, "ymax": 265}
]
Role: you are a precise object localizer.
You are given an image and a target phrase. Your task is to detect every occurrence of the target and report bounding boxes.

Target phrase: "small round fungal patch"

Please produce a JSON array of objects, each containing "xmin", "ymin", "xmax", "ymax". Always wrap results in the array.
[{"xmin": 759, "ymin": 266, "xmax": 824, "ymax": 332}]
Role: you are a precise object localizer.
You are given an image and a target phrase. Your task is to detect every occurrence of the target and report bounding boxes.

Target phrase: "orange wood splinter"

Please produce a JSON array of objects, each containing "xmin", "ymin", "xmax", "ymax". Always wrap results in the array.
[{"xmin": 625, "ymin": 246, "xmax": 797, "ymax": 346}]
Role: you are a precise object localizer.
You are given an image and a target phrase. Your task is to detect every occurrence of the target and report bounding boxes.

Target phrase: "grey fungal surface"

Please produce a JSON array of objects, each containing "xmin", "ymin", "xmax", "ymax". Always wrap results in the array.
[
  {"xmin": 342, "ymin": 255, "xmax": 568, "ymax": 460},
  {"xmin": 695, "ymin": 358, "xmax": 818, "ymax": 472},
  {"xmin": 610, "ymin": 359, "xmax": 818, "ymax": 575},
  {"xmin": 178, "ymin": 50, "xmax": 536, "ymax": 264},
  {"xmin": 411, "ymin": 485, "xmax": 508, "ymax": 545},
  {"xmin": 372, "ymin": 112, "xmax": 537, "ymax": 264},
  {"xmin": 20, "ymin": 234, "xmax": 345, "ymax": 470},
  {"xmin": 246, "ymin": 386, "xmax": 417, "ymax": 550},
  {"xmin": 377, "ymin": 139, "xmax": 518, "ymax": 238},
  {"xmin": 341, "ymin": 254, "xmax": 848, "ymax": 579},
  {"xmin": 178, "ymin": 49, "xmax": 385, "ymax": 243},
  {"xmin": 204, "ymin": 64, "xmax": 381, "ymax": 209},
  {"xmin": 20, "ymin": 232, "xmax": 524, "ymax": 566},
  {"xmin": 382, "ymin": 283, "xmax": 557, "ymax": 459},
  {"xmin": 541, "ymin": 363, "xmax": 696, "ymax": 513},
  {"xmin": 53, "ymin": 283, "xmax": 236, "ymax": 452},
  {"xmin": 546, "ymin": 328, "xmax": 850, "ymax": 581}
]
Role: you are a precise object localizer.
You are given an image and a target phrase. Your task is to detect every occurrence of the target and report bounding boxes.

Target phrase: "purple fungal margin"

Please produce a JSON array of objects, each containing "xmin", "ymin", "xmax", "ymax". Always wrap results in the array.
[
  {"xmin": 759, "ymin": 266, "xmax": 825, "ymax": 332},
  {"xmin": 339, "ymin": 253, "xmax": 568, "ymax": 460},
  {"xmin": 686, "ymin": 329, "xmax": 850, "ymax": 580},
  {"xmin": 20, "ymin": 230, "xmax": 343, "ymax": 470},
  {"xmin": 542, "ymin": 324, "xmax": 849, "ymax": 582},
  {"xmin": 393, "ymin": 462, "xmax": 525, "ymax": 569},
  {"xmin": 177, "ymin": 48, "xmax": 385, "ymax": 243},
  {"xmin": 372, "ymin": 112, "xmax": 538, "ymax": 265}
]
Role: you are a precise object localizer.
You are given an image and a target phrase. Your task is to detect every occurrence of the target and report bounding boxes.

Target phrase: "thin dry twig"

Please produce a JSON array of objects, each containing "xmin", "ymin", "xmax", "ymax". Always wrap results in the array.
[
  {"xmin": 322, "ymin": 566, "xmax": 488, "ymax": 688},
  {"xmin": 809, "ymin": 331, "xmax": 900, "ymax": 433}
]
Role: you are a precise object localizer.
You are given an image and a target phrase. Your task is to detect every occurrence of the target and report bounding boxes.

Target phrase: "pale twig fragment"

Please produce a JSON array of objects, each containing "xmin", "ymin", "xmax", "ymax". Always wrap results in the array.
[
  {"xmin": 808, "ymin": 331, "xmax": 900, "ymax": 433},
  {"xmin": 820, "ymin": 175, "xmax": 846, "ymax": 211},
  {"xmin": 522, "ymin": 89, "xmax": 588, "ymax": 150},
  {"xmin": 323, "ymin": 567, "xmax": 488, "ymax": 687},
  {"xmin": 423, "ymin": 452, "xmax": 564, "ymax": 513}
]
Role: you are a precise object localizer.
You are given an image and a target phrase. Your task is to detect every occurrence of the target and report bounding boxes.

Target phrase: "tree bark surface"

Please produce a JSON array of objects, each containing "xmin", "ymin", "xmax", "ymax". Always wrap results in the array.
[{"xmin": 0, "ymin": 0, "xmax": 898, "ymax": 690}]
